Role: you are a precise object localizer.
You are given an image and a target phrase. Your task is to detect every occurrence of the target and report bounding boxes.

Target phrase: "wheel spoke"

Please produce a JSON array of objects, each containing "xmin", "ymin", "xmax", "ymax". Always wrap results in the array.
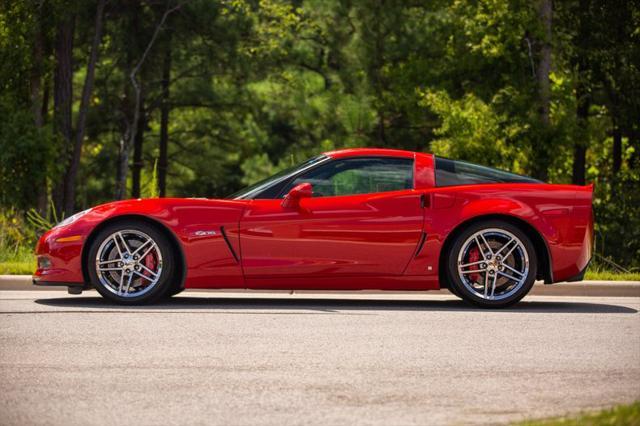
[
  {"xmin": 138, "ymin": 264, "xmax": 159, "ymax": 279},
  {"xmin": 117, "ymin": 232, "xmax": 132, "ymax": 254},
  {"xmin": 484, "ymin": 274, "xmax": 490, "ymax": 298},
  {"xmin": 460, "ymin": 268, "xmax": 487, "ymax": 274},
  {"xmin": 502, "ymin": 263, "xmax": 525, "ymax": 277},
  {"xmin": 122, "ymin": 272, "xmax": 133, "ymax": 294},
  {"xmin": 503, "ymin": 241, "xmax": 520, "ymax": 260},
  {"xmin": 498, "ymin": 270, "xmax": 521, "ymax": 283},
  {"xmin": 138, "ymin": 242, "xmax": 157, "ymax": 260},
  {"xmin": 117, "ymin": 271, "xmax": 125, "ymax": 295},
  {"xmin": 111, "ymin": 235, "xmax": 123, "ymax": 257},
  {"xmin": 132, "ymin": 238, "xmax": 152, "ymax": 256},
  {"xmin": 97, "ymin": 266, "xmax": 123, "ymax": 272},
  {"xmin": 479, "ymin": 233, "xmax": 493, "ymax": 255},
  {"xmin": 474, "ymin": 237, "xmax": 487, "ymax": 260},
  {"xmin": 459, "ymin": 260, "xmax": 485, "ymax": 268},
  {"xmin": 495, "ymin": 237, "xmax": 515, "ymax": 257},
  {"xmin": 98, "ymin": 259, "xmax": 122, "ymax": 266},
  {"xmin": 489, "ymin": 273, "xmax": 497, "ymax": 298},
  {"xmin": 133, "ymin": 270, "xmax": 155, "ymax": 283}
]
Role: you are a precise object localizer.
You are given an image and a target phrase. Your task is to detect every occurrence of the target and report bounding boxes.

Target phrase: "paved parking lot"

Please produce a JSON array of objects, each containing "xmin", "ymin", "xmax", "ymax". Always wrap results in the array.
[{"xmin": 1, "ymin": 290, "xmax": 639, "ymax": 425}]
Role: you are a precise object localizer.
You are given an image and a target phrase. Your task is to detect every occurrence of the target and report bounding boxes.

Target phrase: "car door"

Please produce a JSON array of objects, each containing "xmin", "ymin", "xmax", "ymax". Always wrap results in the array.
[{"xmin": 238, "ymin": 156, "xmax": 425, "ymax": 283}]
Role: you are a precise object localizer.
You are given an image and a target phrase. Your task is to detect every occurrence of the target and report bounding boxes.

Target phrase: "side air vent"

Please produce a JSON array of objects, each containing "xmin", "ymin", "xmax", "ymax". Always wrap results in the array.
[
  {"xmin": 220, "ymin": 226, "xmax": 239, "ymax": 263},
  {"xmin": 414, "ymin": 232, "xmax": 427, "ymax": 257}
]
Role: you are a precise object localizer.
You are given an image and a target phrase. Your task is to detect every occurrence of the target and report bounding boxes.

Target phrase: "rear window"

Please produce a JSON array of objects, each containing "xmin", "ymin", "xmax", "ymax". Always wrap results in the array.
[{"xmin": 434, "ymin": 157, "xmax": 542, "ymax": 187}]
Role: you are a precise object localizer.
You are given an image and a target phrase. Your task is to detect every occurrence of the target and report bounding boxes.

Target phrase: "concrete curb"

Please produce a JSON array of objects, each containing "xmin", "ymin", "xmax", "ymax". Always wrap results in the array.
[{"xmin": 2, "ymin": 275, "xmax": 639, "ymax": 297}]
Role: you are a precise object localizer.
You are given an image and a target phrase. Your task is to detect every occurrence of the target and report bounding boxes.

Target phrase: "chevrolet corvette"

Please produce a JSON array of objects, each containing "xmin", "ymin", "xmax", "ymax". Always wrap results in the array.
[{"xmin": 34, "ymin": 148, "xmax": 594, "ymax": 307}]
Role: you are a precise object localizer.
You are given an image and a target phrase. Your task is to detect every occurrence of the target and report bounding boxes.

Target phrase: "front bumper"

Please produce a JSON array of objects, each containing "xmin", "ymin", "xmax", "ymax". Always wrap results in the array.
[{"xmin": 32, "ymin": 226, "xmax": 87, "ymax": 286}]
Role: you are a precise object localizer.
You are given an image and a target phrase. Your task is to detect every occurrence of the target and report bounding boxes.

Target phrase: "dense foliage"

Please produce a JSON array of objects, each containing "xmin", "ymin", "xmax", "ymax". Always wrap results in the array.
[{"xmin": 0, "ymin": 0, "xmax": 638, "ymax": 269}]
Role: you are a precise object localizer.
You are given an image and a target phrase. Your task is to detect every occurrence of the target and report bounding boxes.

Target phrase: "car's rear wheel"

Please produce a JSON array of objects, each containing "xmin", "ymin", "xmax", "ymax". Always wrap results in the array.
[
  {"xmin": 87, "ymin": 222, "xmax": 175, "ymax": 304},
  {"xmin": 447, "ymin": 220, "xmax": 537, "ymax": 308}
]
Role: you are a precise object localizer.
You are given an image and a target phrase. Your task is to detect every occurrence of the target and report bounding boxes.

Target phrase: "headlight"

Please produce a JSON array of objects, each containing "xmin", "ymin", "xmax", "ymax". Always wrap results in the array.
[{"xmin": 55, "ymin": 209, "xmax": 90, "ymax": 228}]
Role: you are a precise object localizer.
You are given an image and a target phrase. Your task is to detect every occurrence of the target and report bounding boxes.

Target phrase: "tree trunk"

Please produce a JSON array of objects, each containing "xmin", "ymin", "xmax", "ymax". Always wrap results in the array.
[
  {"xmin": 115, "ymin": 75, "xmax": 132, "ymax": 200},
  {"xmin": 571, "ymin": 0, "xmax": 591, "ymax": 186},
  {"xmin": 52, "ymin": 13, "xmax": 75, "ymax": 217},
  {"xmin": 41, "ymin": 79, "xmax": 50, "ymax": 125},
  {"xmin": 115, "ymin": 122, "xmax": 131, "ymax": 200},
  {"xmin": 30, "ymin": 11, "xmax": 47, "ymax": 216},
  {"xmin": 30, "ymin": 19, "xmax": 44, "ymax": 128},
  {"xmin": 537, "ymin": 0, "xmax": 552, "ymax": 128},
  {"xmin": 572, "ymin": 81, "xmax": 589, "ymax": 185},
  {"xmin": 131, "ymin": 96, "xmax": 145, "ymax": 198},
  {"xmin": 630, "ymin": 130, "xmax": 640, "ymax": 170},
  {"xmin": 532, "ymin": 0, "xmax": 552, "ymax": 182},
  {"xmin": 159, "ymin": 35, "xmax": 172, "ymax": 198},
  {"xmin": 115, "ymin": 2, "xmax": 137, "ymax": 201},
  {"xmin": 39, "ymin": 78, "xmax": 51, "ymax": 216},
  {"xmin": 608, "ymin": 89, "xmax": 623, "ymax": 175},
  {"xmin": 368, "ymin": 0, "xmax": 386, "ymax": 145},
  {"xmin": 115, "ymin": 134, "xmax": 125, "ymax": 200},
  {"xmin": 63, "ymin": 0, "xmax": 106, "ymax": 215},
  {"xmin": 115, "ymin": 2, "xmax": 181, "ymax": 200},
  {"xmin": 612, "ymin": 125, "xmax": 622, "ymax": 174}
]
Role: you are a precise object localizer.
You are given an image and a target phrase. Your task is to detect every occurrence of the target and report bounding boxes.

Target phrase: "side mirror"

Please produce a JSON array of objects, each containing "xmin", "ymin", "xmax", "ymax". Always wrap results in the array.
[{"xmin": 281, "ymin": 183, "xmax": 313, "ymax": 209}]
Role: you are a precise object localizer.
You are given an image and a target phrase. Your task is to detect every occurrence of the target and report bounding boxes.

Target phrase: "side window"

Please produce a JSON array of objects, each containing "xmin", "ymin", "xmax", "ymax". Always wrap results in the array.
[
  {"xmin": 282, "ymin": 157, "xmax": 414, "ymax": 197},
  {"xmin": 434, "ymin": 157, "xmax": 542, "ymax": 187}
]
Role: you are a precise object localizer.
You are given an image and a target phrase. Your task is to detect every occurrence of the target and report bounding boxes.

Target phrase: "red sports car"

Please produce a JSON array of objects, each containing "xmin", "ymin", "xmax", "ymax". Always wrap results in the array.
[{"xmin": 33, "ymin": 148, "xmax": 594, "ymax": 308}]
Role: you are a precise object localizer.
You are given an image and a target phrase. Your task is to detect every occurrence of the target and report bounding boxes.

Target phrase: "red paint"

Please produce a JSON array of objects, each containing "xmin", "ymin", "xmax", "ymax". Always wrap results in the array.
[
  {"xmin": 240, "ymin": 190, "xmax": 424, "ymax": 283},
  {"xmin": 34, "ymin": 149, "xmax": 594, "ymax": 290},
  {"xmin": 281, "ymin": 182, "xmax": 313, "ymax": 209}
]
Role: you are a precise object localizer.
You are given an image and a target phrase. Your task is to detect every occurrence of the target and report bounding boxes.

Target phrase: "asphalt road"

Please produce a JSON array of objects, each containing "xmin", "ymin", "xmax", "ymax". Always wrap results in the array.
[{"xmin": 1, "ymin": 290, "xmax": 639, "ymax": 426}]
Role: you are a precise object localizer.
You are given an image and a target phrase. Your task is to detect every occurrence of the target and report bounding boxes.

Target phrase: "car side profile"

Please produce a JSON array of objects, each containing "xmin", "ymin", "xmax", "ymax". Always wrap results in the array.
[{"xmin": 33, "ymin": 148, "xmax": 594, "ymax": 308}]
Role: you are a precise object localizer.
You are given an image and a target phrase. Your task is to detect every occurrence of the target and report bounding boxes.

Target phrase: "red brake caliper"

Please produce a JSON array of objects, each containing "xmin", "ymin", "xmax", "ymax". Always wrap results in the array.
[
  {"xmin": 143, "ymin": 253, "xmax": 157, "ymax": 284},
  {"xmin": 468, "ymin": 247, "xmax": 480, "ymax": 282}
]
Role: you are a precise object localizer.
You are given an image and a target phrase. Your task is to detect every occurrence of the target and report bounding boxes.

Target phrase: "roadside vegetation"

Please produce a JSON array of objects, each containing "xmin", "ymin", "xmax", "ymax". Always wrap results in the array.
[
  {"xmin": 0, "ymin": 1, "xmax": 638, "ymax": 275},
  {"xmin": 0, "ymin": 210, "xmax": 38, "ymax": 275},
  {"xmin": 585, "ymin": 269, "xmax": 640, "ymax": 282},
  {"xmin": 517, "ymin": 401, "xmax": 640, "ymax": 426}
]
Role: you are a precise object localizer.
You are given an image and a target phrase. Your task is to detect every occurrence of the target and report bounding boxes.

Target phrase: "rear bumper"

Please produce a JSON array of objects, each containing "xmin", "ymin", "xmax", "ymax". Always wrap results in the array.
[
  {"xmin": 564, "ymin": 257, "xmax": 591, "ymax": 282},
  {"xmin": 548, "ymin": 190, "xmax": 594, "ymax": 283}
]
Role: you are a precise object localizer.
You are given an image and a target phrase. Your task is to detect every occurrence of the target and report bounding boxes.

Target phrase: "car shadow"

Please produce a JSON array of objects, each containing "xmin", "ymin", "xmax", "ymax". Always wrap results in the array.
[{"xmin": 33, "ymin": 296, "xmax": 638, "ymax": 314}]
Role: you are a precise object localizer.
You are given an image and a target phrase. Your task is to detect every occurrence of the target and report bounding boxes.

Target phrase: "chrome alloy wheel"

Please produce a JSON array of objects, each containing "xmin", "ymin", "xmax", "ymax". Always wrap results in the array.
[
  {"xmin": 456, "ymin": 228, "xmax": 529, "ymax": 301},
  {"xmin": 95, "ymin": 229, "xmax": 163, "ymax": 298}
]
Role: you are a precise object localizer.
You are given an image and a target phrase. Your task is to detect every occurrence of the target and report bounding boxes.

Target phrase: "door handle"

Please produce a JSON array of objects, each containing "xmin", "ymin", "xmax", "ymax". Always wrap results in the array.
[{"xmin": 420, "ymin": 193, "xmax": 430, "ymax": 208}]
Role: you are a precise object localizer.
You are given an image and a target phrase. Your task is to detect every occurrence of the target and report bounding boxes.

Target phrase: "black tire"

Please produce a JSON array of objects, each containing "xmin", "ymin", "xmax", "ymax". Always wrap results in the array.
[
  {"xmin": 164, "ymin": 286, "xmax": 185, "ymax": 298},
  {"xmin": 87, "ymin": 221, "xmax": 176, "ymax": 304},
  {"xmin": 446, "ymin": 220, "xmax": 537, "ymax": 308},
  {"xmin": 439, "ymin": 270, "xmax": 462, "ymax": 298},
  {"xmin": 446, "ymin": 279, "xmax": 463, "ymax": 298}
]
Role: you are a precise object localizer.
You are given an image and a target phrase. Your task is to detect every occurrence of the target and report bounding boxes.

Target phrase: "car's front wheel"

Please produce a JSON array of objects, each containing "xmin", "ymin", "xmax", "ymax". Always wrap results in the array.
[
  {"xmin": 87, "ymin": 222, "xmax": 175, "ymax": 304},
  {"xmin": 447, "ymin": 220, "xmax": 537, "ymax": 308}
]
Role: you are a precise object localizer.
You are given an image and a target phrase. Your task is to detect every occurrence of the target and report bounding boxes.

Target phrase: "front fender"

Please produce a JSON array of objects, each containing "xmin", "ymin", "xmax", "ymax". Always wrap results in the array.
[{"xmin": 35, "ymin": 198, "xmax": 249, "ymax": 288}]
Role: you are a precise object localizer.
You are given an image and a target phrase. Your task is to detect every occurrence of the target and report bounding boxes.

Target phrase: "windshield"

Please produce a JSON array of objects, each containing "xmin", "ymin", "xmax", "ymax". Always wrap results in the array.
[{"xmin": 228, "ymin": 154, "xmax": 329, "ymax": 199}]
